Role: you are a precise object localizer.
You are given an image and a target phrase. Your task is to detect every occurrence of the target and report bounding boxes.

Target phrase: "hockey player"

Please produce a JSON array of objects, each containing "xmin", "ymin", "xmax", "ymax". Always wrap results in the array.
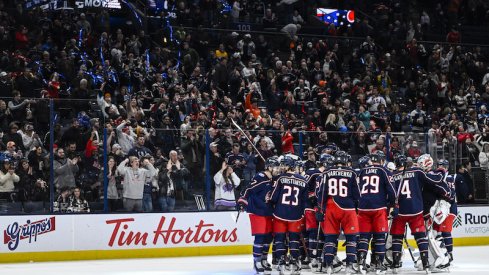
[
  {"xmin": 357, "ymin": 152, "xmax": 397, "ymax": 274},
  {"xmin": 390, "ymin": 154, "xmax": 445, "ymax": 274},
  {"xmin": 430, "ymin": 159, "xmax": 456, "ymax": 267},
  {"xmin": 239, "ymin": 157, "xmax": 280, "ymax": 275},
  {"xmin": 435, "ymin": 159, "xmax": 457, "ymax": 265},
  {"xmin": 269, "ymin": 156, "xmax": 308, "ymax": 275},
  {"xmin": 304, "ymin": 153, "xmax": 333, "ymax": 270},
  {"xmin": 316, "ymin": 151, "xmax": 360, "ymax": 275}
]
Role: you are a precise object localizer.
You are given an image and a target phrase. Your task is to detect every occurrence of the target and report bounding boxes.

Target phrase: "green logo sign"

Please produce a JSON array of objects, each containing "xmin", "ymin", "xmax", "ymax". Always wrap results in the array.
[{"xmin": 453, "ymin": 211, "xmax": 462, "ymax": 228}]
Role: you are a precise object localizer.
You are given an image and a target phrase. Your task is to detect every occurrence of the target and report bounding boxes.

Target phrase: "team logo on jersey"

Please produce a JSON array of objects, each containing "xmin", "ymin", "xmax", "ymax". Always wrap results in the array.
[
  {"xmin": 3, "ymin": 217, "xmax": 56, "ymax": 251},
  {"xmin": 453, "ymin": 211, "xmax": 463, "ymax": 228}
]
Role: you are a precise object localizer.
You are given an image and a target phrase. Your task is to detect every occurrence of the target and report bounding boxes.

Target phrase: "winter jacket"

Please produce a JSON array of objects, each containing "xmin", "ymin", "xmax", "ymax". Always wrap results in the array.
[{"xmin": 0, "ymin": 170, "xmax": 19, "ymax": 193}]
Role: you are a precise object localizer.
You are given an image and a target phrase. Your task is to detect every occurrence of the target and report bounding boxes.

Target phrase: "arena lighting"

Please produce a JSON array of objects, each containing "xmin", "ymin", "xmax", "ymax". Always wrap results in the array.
[{"xmin": 316, "ymin": 8, "xmax": 355, "ymax": 27}]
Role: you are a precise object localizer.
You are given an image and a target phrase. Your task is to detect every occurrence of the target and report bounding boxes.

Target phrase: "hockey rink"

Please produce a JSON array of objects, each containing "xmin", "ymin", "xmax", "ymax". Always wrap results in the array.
[{"xmin": 0, "ymin": 246, "xmax": 488, "ymax": 275}]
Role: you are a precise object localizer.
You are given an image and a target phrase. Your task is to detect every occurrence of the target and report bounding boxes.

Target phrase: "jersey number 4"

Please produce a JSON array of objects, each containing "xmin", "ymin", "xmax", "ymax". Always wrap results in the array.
[
  {"xmin": 328, "ymin": 178, "xmax": 348, "ymax": 197},
  {"xmin": 399, "ymin": 180, "xmax": 412, "ymax": 198},
  {"xmin": 282, "ymin": 186, "xmax": 300, "ymax": 206},
  {"xmin": 361, "ymin": 175, "xmax": 380, "ymax": 194}
]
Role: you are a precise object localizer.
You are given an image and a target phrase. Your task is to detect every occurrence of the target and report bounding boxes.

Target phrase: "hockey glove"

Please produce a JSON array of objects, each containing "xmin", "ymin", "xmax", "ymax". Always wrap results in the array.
[
  {"xmin": 308, "ymin": 193, "xmax": 317, "ymax": 206},
  {"xmin": 237, "ymin": 198, "xmax": 247, "ymax": 212},
  {"xmin": 315, "ymin": 211, "xmax": 325, "ymax": 222}
]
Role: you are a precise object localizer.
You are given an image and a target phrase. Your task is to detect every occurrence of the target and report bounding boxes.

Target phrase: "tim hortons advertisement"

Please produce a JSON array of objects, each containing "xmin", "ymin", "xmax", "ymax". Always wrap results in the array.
[{"xmin": 0, "ymin": 212, "xmax": 252, "ymax": 253}]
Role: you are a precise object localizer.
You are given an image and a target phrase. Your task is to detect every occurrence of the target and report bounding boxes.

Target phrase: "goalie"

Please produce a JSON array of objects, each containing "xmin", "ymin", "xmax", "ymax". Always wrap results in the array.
[{"xmin": 424, "ymin": 159, "xmax": 456, "ymax": 270}]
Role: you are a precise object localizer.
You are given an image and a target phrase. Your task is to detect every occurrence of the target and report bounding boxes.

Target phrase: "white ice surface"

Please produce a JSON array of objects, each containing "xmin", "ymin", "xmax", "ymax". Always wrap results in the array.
[{"xmin": 0, "ymin": 245, "xmax": 488, "ymax": 274}]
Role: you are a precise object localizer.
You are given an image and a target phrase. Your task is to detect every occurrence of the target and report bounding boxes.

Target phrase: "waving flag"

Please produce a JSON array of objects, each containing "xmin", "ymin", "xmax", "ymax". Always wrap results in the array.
[{"xmin": 316, "ymin": 8, "xmax": 355, "ymax": 27}]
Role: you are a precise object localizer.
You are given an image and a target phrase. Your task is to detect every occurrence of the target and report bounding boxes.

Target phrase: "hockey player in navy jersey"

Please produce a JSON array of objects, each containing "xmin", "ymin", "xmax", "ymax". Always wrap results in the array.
[
  {"xmin": 357, "ymin": 152, "xmax": 397, "ymax": 274},
  {"xmin": 316, "ymin": 151, "xmax": 360, "ymax": 275},
  {"xmin": 239, "ymin": 157, "xmax": 280, "ymax": 275},
  {"xmin": 304, "ymin": 153, "xmax": 333, "ymax": 270},
  {"xmin": 390, "ymin": 154, "xmax": 445, "ymax": 274},
  {"xmin": 268, "ymin": 156, "xmax": 309, "ymax": 275},
  {"xmin": 431, "ymin": 159, "xmax": 457, "ymax": 267}
]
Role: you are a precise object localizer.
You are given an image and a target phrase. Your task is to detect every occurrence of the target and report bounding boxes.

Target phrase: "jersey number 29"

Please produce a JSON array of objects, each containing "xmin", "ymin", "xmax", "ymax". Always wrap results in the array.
[
  {"xmin": 282, "ymin": 186, "xmax": 299, "ymax": 206},
  {"xmin": 361, "ymin": 175, "xmax": 380, "ymax": 194}
]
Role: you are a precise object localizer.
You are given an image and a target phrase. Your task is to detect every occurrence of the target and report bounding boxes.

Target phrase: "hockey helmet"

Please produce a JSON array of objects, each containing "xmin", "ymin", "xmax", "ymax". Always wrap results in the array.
[
  {"xmin": 265, "ymin": 156, "xmax": 280, "ymax": 169},
  {"xmin": 334, "ymin": 150, "xmax": 349, "ymax": 165},
  {"xmin": 437, "ymin": 159, "xmax": 449, "ymax": 169},
  {"xmin": 319, "ymin": 153, "xmax": 335, "ymax": 167},
  {"xmin": 417, "ymin": 154, "xmax": 434, "ymax": 171},
  {"xmin": 358, "ymin": 155, "xmax": 371, "ymax": 169},
  {"xmin": 394, "ymin": 154, "xmax": 407, "ymax": 168}
]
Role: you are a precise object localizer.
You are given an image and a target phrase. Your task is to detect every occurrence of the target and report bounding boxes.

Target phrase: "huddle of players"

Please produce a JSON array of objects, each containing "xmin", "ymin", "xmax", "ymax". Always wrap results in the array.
[{"xmin": 238, "ymin": 147, "xmax": 456, "ymax": 275}]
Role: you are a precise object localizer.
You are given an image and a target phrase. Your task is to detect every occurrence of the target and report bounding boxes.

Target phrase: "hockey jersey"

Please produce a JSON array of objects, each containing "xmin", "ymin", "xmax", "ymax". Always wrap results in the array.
[
  {"xmin": 358, "ymin": 165, "xmax": 397, "ymax": 210},
  {"xmin": 446, "ymin": 174, "xmax": 458, "ymax": 215},
  {"xmin": 392, "ymin": 167, "xmax": 444, "ymax": 216},
  {"xmin": 270, "ymin": 172, "xmax": 308, "ymax": 221},
  {"xmin": 304, "ymin": 168, "xmax": 323, "ymax": 211},
  {"xmin": 423, "ymin": 168, "xmax": 452, "ymax": 215},
  {"xmin": 316, "ymin": 167, "xmax": 360, "ymax": 211},
  {"xmin": 239, "ymin": 172, "xmax": 274, "ymax": 217}
]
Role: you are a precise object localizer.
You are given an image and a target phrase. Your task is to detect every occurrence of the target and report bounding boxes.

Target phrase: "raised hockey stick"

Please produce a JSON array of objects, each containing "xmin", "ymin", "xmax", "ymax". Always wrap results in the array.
[{"xmin": 231, "ymin": 118, "xmax": 266, "ymax": 162}]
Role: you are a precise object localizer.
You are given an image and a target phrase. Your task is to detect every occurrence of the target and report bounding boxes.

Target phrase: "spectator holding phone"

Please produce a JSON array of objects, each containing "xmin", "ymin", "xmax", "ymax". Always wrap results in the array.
[
  {"xmin": 117, "ymin": 156, "xmax": 156, "ymax": 212},
  {"xmin": 214, "ymin": 161, "xmax": 240, "ymax": 211}
]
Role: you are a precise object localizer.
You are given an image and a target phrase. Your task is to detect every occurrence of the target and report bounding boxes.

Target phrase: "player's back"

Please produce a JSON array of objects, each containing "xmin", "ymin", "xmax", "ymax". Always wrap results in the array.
[
  {"xmin": 241, "ymin": 172, "xmax": 273, "ymax": 216},
  {"xmin": 317, "ymin": 166, "xmax": 359, "ymax": 210},
  {"xmin": 423, "ymin": 169, "xmax": 451, "ymax": 215},
  {"xmin": 358, "ymin": 164, "xmax": 396, "ymax": 210},
  {"xmin": 393, "ymin": 167, "xmax": 443, "ymax": 215},
  {"xmin": 270, "ymin": 172, "xmax": 308, "ymax": 221},
  {"xmin": 305, "ymin": 168, "xmax": 322, "ymax": 210}
]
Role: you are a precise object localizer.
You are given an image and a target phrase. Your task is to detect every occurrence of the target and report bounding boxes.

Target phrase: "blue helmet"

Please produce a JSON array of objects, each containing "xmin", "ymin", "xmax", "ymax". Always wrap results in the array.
[
  {"xmin": 280, "ymin": 155, "xmax": 296, "ymax": 168},
  {"xmin": 437, "ymin": 159, "xmax": 449, "ymax": 169},
  {"xmin": 334, "ymin": 150, "xmax": 349, "ymax": 165},
  {"xmin": 319, "ymin": 153, "xmax": 335, "ymax": 167},
  {"xmin": 265, "ymin": 157, "xmax": 280, "ymax": 169},
  {"xmin": 394, "ymin": 154, "xmax": 407, "ymax": 168},
  {"xmin": 358, "ymin": 155, "xmax": 371, "ymax": 169},
  {"xmin": 325, "ymin": 143, "xmax": 338, "ymax": 154},
  {"xmin": 370, "ymin": 151, "xmax": 386, "ymax": 164}
]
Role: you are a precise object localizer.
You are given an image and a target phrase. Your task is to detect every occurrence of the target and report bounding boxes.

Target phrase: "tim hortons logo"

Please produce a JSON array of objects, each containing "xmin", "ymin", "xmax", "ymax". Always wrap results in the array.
[
  {"xmin": 3, "ymin": 217, "xmax": 56, "ymax": 251},
  {"xmin": 106, "ymin": 216, "xmax": 238, "ymax": 247}
]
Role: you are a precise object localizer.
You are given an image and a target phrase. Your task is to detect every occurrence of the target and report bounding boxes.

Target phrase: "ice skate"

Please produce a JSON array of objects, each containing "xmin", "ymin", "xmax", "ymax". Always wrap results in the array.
[
  {"xmin": 277, "ymin": 257, "xmax": 286, "ymax": 275},
  {"xmin": 253, "ymin": 258, "xmax": 265, "ymax": 275},
  {"xmin": 345, "ymin": 264, "xmax": 355, "ymax": 275},
  {"xmin": 260, "ymin": 258, "xmax": 272, "ymax": 275},
  {"xmin": 290, "ymin": 258, "xmax": 301, "ymax": 275}
]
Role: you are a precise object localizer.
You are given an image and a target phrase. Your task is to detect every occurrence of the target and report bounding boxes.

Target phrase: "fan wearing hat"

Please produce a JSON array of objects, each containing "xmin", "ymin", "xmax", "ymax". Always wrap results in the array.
[
  {"xmin": 3, "ymin": 123, "xmax": 24, "ymax": 152},
  {"xmin": 407, "ymin": 141, "xmax": 421, "ymax": 159}
]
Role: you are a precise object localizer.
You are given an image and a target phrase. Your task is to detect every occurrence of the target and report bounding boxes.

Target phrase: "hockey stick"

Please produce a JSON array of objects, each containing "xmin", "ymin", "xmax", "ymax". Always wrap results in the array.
[
  {"xmin": 313, "ymin": 172, "xmax": 328, "ymax": 272},
  {"xmin": 231, "ymin": 118, "xmax": 266, "ymax": 162},
  {"xmin": 403, "ymin": 224, "xmax": 418, "ymax": 263}
]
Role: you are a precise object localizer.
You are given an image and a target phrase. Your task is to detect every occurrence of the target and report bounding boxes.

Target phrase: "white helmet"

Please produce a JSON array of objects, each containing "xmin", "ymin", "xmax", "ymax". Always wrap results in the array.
[{"xmin": 417, "ymin": 154, "xmax": 433, "ymax": 171}]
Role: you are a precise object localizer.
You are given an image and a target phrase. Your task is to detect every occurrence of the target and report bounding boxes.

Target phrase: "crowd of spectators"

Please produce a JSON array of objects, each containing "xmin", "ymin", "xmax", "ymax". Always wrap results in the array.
[{"xmin": 0, "ymin": 0, "xmax": 487, "ymax": 213}]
